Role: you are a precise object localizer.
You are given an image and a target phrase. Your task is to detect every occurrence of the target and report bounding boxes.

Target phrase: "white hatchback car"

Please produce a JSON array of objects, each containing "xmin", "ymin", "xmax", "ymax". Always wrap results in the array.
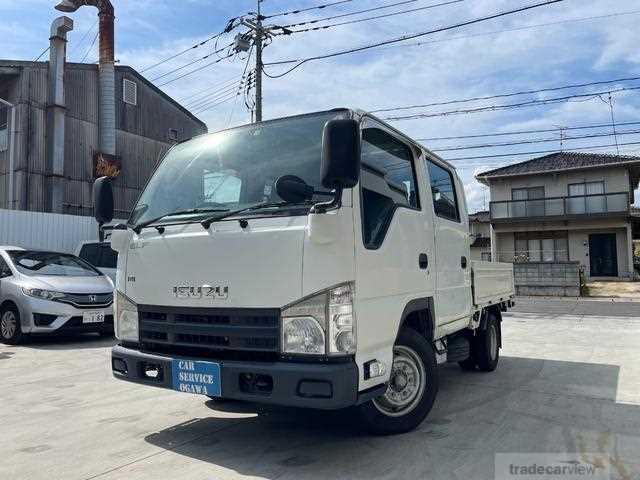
[{"xmin": 0, "ymin": 247, "xmax": 114, "ymax": 344}]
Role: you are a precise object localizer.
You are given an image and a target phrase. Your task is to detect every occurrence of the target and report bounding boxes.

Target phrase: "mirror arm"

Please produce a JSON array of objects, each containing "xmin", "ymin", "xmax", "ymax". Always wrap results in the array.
[{"xmin": 311, "ymin": 187, "xmax": 343, "ymax": 214}]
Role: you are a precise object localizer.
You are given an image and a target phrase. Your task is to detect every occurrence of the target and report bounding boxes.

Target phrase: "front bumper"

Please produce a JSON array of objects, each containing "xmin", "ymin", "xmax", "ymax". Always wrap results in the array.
[
  {"xmin": 21, "ymin": 296, "xmax": 113, "ymax": 334},
  {"xmin": 111, "ymin": 345, "xmax": 371, "ymax": 410}
]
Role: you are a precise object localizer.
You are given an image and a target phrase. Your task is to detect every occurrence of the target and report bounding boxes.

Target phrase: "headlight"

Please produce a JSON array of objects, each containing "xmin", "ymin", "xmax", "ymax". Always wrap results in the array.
[
  {"xmin": 22, "ymin": 287, "xmax": 65, "ymax": 301},
  {"xmin": 115, "ymin": 290, "xmax": 139, "ymax": 342},
  {"xmin": 281, "ymin": 283, "xmax": 355, "ymax": 356}
]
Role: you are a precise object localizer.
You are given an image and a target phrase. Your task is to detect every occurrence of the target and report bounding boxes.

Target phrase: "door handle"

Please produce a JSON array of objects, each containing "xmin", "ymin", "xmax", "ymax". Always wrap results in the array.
[
  {"xmin": 419, "ymin": 253, "xmax": 429, "ymax": 269},
  {"xmin": 461, "ymin": 256, "xmax": 468, "ymax": 269}
]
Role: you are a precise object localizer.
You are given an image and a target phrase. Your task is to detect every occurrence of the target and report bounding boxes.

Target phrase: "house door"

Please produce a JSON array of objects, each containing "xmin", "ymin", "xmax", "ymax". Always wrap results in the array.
[{"xmin": 589, "ymin": 233, "xmax": 618, "ymax": 277}]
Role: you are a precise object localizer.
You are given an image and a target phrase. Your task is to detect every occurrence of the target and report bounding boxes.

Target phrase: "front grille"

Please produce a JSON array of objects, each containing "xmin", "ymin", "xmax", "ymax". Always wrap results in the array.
[
  {"xmin": 138, "ymin": 306, "xmax": 280, "ymax": 361},
  {"xmin": 59, "ymin": 292, "xmax": 113, "ymax": 308}
]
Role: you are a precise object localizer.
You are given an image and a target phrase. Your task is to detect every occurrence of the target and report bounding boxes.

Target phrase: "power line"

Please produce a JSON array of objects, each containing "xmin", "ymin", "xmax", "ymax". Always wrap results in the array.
[
  {"xmin": 280, "ymin": 0, "xmax": 417, "ymax": 27},
  {"xmin": 445, "ymin": 141, "xmax": 640, "ymax": 162},
  {"xmin": 69, "ymin": 20, "xmax": 98, "ymax": 58},
  {"xmin": 375, "ymin": 9, "xmax": 640, "ymax": 53},
  {"xmin": 382, "ymin": 86, "xmax": 640, "ymax": 121},
  {"xmin": 189, "ymin": 79, "xmax": 254, "ymax": 111},
  {"xmin": 432, "ymin": 129, "xmax": 640, "ymax": 152},
  {"xmin": 262, "ymin": 0, "xmax": 566, "ymax": 78},
  {"xmin": 371, "ymin": 76, "xmax": 640, "ymax": 113},
  {"xmin": 157, "ymin": 52, "xmax": 236, "ymax": 87},
  {"xmin": 80, "ymin": 31, "xmax": 99, "ymax": 63},
  {"xmin": 180, "ymin": 76, "xmax": 245, "ymax": 105},
  {"xmin": 194, "ymin": 91, "xmax": 245, "ymax": 115},
  {"xmin": 150, "ymin": 41, "xmax": 235, "ymax": 82},
  {"xmin": 32, "ymin": 46, "xmax": 50, "ymax": 62},
  {"xmin": 279, "ymin": 0, "xmax": 463, "ymax": 34},
  {"xmin": 417, "ymin": 121, "xmax": 640, "ymax": 141},
  {"xmin": 227, "ymin": 46, "xmax": 255, "ymax": 127},
  {"xmin": 261, "ymin": 0, "xmax": 354, "ymax": 19},
  {"xmin": 140, "ymin": 18, "xmax": 239, "ymax": 73}
]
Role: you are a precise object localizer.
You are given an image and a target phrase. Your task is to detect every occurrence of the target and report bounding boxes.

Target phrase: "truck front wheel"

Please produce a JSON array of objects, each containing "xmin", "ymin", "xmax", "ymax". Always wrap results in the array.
[{"xmin": 357, "ymin": 328, "xmax": 438, "ymax": 435}]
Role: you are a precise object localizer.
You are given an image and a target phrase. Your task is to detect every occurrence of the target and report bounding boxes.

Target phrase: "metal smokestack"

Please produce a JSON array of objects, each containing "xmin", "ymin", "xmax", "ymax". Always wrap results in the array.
[
  {"xmin": 55, "ymin": 0, "xmax": 116, "ymax": 157},
  {"xmin": 47, "ymin": 16, "xmax": 74, "ymax": 213}
]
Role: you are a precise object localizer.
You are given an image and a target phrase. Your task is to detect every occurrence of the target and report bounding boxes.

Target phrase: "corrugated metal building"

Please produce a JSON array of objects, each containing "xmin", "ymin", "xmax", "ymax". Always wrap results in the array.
[{"xmin": 0, "ymin": 60, "xmax": 207, "ymax": 218}]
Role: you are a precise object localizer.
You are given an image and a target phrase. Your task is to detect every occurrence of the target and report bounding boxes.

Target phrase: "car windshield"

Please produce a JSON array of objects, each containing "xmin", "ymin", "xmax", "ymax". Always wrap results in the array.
[
  {"xmin": 128, "ymin": 111, "xmax": 345, "ymax": 227},
  {"xmin": 8, "ymin": 251, "xmax": 102, "ymax": 277}
]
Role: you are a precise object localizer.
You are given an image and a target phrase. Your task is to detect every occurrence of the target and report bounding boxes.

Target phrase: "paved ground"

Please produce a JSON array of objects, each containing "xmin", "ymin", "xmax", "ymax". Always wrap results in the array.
[
  {"xmin": 2, "ymin": 299, "xmax": 640, "ymax": 480},
  {"xmin": 585, "ymin": 281, "xmax": 640, "ymax": 299}
]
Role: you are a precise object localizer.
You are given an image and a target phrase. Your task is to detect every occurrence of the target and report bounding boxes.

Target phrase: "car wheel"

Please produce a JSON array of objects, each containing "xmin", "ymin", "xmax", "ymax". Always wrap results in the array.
[
  {"xmin": 357, "ymin": 328, "xmax": 438, "ymax": 435},
  {"xmin": 0, "ymin": 304, "xmax": 23, "ymax": 345},
  {"xmin": 474, "ymin": 312, "xmax": 500, "ymax": 372}
]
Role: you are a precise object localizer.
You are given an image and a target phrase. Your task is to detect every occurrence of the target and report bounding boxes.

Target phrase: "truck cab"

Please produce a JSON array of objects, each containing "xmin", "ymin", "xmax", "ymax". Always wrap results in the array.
[{"xmin": 96, "ymin": 109, "xmax": 514, "ymax": 434}]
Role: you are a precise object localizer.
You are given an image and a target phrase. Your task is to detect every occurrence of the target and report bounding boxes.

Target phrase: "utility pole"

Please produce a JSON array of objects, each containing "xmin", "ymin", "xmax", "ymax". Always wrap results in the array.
[
  {"xmin": 255, "ymin": 0, "xmax": 263, "ymax": 122},
  {"xmin": 236, "ymin": 0, "xmax": 289, "ymax": 123}
]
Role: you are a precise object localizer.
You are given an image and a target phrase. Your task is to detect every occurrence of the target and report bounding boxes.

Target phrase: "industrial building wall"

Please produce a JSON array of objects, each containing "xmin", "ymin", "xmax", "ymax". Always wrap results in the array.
[
  {"xmin": 0, "ymin": 62, "xmax": 205, "ymax": 218},
  {"xmin": 0, "ymin": 208, "xmax": 99, "ymax": 253}
]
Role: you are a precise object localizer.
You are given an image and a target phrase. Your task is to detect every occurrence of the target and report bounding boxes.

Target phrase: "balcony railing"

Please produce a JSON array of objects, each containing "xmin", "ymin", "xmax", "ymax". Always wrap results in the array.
[{"xmin": 490, "ymin": 192, "xmax": 629, "ymax": 221}]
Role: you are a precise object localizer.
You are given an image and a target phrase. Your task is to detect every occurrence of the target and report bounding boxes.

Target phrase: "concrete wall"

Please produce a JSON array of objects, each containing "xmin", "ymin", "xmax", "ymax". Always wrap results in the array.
[
  {"xmin": 514, "ymin": 261, "xmax": 580, "ymax": 297},
  {"xmin": 488, "ymin": 168, "xmax": 630, "ymax": 202}
]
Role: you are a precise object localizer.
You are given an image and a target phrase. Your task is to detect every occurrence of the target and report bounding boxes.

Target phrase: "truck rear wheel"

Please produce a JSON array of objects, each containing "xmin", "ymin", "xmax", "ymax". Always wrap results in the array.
[
  {"xmin": 357, "ymin": 328, "xmax": 438, "ymax": 435},
  {"xmin": 474, "ymin": 312, "xmax": 500, "ymax": 372}
]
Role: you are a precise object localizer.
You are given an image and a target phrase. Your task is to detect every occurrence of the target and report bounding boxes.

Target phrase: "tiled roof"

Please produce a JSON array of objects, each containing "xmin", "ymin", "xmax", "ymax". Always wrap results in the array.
[
  {"xmin": 469, "ymin": 210, "xmax": 490, "ymax": 222},
  {"xmin": 470, "ymin": 237, "xmax": 490, "ymax": 248},
  {"xmin": 476, "ymin": 152, "xmax": 640, "ymax": 181}
]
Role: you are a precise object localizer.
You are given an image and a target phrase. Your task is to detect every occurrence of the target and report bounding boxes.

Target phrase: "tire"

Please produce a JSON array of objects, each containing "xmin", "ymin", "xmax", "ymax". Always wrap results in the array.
[
  {"xmin": 474, "ymin": 311, "xmax": 500, "ymax": 372},
  {"xmin": 0, "ymin": 304, "xmax": 23, "ymax": 345},
  {"xmin": 357, "ymin": 328, "xmax": 438, "ymax": 435}
]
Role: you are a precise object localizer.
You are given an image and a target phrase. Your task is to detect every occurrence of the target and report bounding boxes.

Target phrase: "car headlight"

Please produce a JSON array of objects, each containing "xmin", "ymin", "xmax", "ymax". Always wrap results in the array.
[
  {"xmin": 115, "ymin": 290, "xmax": 139, "ymax": 342},
  {"xmin": 281, "ymin": 283, "xmax": 355, "ymax": 356},
  {"xmin": 22, "ymin": 287, "xmax": 65, "ymax": 301}
]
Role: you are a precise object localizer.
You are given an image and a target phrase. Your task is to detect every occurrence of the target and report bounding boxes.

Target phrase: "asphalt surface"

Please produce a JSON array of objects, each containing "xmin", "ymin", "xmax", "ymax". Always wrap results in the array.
[{"xmin": 2, "ymin": 298, "xmax": 639, "ymax": 480}]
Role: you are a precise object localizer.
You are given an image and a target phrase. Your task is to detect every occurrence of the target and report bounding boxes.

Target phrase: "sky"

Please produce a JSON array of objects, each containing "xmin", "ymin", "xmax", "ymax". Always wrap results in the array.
[{"xmin": 1, "ymin": 0, "xmax": 639, "ymax": 213}]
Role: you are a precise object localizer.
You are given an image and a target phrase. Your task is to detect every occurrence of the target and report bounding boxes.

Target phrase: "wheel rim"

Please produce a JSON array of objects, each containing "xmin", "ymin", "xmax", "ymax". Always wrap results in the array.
[
  {"xmin": 1, "ymin": 311, "xmax": 17, "ymax": 339},
  {"xmin": 373, "ymin": 344, "xmax": 426, "ymax": 417},
  {"xmin": 489, "ymin": 324, "xmax": 498, "ymax": 361}
]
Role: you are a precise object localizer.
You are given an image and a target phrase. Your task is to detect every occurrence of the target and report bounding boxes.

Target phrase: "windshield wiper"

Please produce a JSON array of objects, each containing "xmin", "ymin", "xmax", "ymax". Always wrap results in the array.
[
  {"xmin": 132, "ymin": 207, "xmax": 229, "ymax": 233},
  {"xmin": 201, "ymin": 200, "xmax": 314, "ymax": 229}
]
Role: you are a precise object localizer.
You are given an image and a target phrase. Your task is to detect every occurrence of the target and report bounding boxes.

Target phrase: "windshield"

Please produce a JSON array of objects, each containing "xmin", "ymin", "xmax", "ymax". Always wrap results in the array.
[
  {"xmin": 129, "ymin": 111, "xmax": 345, "ymax": 227},
  {"xmin": 8, "ymin": 251, "xmax": 102, "ymax": 277}
]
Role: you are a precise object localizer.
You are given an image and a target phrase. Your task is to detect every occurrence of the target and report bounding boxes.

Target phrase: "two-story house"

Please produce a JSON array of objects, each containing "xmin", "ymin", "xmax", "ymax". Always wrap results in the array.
[
  {"xmin": 469, "ymin": 210, "xmax": 491, "ymax": 261},
  {"xmin": 476, "ymin": 152, "xmax": 640, "ymax": 280}
]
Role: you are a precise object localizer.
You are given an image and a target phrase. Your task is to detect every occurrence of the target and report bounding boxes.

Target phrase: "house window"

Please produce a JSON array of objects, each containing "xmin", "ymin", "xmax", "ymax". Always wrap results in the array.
[
  {"xmin": 427, "ymin": 160, "xmax": 459, "ymax": 222},
  {"xmin": 511, "ymin": 186, "xmax": 545, "ymax": 217},
  {"xmin": 568, "ymin": 181, "xmax": 605, "ymax": 214},
  {"xmin": 514, "ymin": 231, "xmax": 568, "ymax": 262},
  {"xmin": 123, "ymin": 79, "xmax": 138, "ymax": 106}
]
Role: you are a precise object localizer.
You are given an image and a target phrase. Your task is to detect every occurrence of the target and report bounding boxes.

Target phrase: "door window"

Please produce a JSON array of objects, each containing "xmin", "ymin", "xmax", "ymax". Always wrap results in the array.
[
  {"xmin": 79, "ymin": 243, "xmax": 118, "ymax": 269},
  {"xmin": 360, "ymin": 126, "xmax": 419, "ymax": 249},
  {"xmin": 427, "ymin": 160, "xmax": 459, "ymax": 222}
]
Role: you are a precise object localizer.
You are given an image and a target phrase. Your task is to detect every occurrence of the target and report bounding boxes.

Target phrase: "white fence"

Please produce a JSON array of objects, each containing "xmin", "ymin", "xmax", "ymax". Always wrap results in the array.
[{"xmin": 0, "ymin": 209, "xmax": 101, "ymax": 253}]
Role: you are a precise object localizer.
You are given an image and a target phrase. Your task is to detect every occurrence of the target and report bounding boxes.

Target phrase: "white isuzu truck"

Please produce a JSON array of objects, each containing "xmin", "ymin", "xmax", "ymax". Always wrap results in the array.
[{"xmin": 94, "ymin": 109, "xmax": 514, "ymax": 434}]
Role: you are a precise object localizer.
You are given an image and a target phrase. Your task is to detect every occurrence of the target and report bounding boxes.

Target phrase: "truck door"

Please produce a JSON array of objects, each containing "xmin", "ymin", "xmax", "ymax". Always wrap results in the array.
[
  {"xmin": 354, "ymin": 119, "xmax": 436, "ymax": 366},
  {"xmin": 424, "ymin": 158, "xmax": 472, "ymax": 327}
]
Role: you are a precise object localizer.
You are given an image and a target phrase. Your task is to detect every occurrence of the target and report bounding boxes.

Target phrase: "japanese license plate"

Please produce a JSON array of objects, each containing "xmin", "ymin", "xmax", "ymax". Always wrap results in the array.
[{"xmin": 82, "ymin": 310, "xmax": 105, "ymax": 324}]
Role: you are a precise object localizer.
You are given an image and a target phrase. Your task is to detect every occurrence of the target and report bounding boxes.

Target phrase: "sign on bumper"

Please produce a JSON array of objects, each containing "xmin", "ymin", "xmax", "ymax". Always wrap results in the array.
[{"xmin": 171, "ymin": 359, "xmax": 221, "ymax": 396}]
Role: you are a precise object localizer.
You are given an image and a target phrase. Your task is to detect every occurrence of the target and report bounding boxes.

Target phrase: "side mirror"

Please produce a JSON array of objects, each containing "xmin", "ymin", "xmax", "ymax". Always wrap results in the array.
[
  {"xmin": 93, "ymin": 176, "xmax": 114, "ymax": 225},
  {"xmin": 275, "ymin": 175, "xmax": 314, "ymax": 203},
  {"xmin": 321, "ymin": 119, "xmax": 360, "ymax": 190}
]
